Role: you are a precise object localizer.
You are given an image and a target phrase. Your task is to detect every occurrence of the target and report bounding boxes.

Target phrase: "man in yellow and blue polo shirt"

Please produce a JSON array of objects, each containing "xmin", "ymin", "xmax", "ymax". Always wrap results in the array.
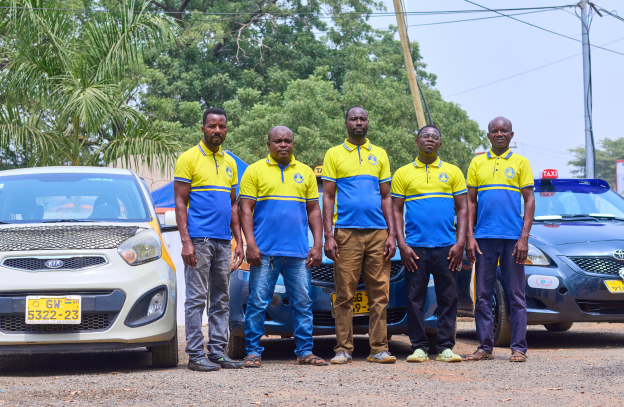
[
  {"xmin": 174, "ymin": 107, "xmax": 244, "ymax": 372},
  {"xmin": 239, "ymin": 126, "xmax": 326, "ymax": 367},
  {"xmin": 464, "ymin": 117, "xmax": 535, "ymax": 363},
  {"xmin": 322, "ymin": 106, "xmax": 397, "ymax": 364},
  {"xmin": 391, "ymin": 125, "xmax": 467, "ymax": 364}
]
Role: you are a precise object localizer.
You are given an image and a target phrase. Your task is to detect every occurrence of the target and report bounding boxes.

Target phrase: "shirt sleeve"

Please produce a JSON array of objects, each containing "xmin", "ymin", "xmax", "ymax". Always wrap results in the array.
[
  {"xmin": 390, "ymin": 168, "xmax": 406, "ymax": 199},
  {"xmin": 519, "ymin": 157, "xmax": 535, "ymax": 189},
  {"xmin": 466, "ymin": 158, "xmax": 478, "ymax": 188},
  {"xmin": 379, "ymin": 150, "xmax": 392, "ymax": 184},
  {"xmin": 305, "ymin": 167, "xmax": 320, "ymax": 201},
  {"xmin": 321, "ymin": 150, "xmax": 337, "ymax": 183},
  {"xmin": 174, "ymin": 152, "xmax": 192, "ymax": 184},
  {"xmin": 239, "ymin": 165, "xmax": 258, "ymax": 201},
  {"xmin": 230, "ymin": 159, "xmax": 239, "ymax": 189},
  {"xmin": 451, "ymin": 166, "xmax": 468, "ymax": 195}
]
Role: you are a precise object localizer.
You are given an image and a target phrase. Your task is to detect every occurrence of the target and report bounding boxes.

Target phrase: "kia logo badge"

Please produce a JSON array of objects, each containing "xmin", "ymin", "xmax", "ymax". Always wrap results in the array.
[
  {"xmin": 45, "ymin": 259, "xmax": 64, "ymax": 269},
  {"xmin": 614, "ymin": 250, "xmax": 624, "ymax": 261}
]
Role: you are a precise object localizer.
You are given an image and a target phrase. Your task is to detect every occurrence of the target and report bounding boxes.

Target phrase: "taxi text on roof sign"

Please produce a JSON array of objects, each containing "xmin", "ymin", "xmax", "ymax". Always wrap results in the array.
[{"xmin": 541, "ymin": 169, "xmax": 559, "ymax": 179}]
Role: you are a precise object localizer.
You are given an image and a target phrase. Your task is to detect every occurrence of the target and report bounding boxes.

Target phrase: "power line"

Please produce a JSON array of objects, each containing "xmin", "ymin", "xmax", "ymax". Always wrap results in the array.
[
  {"xmin": 406, "ymin": 9, "xmax": 558, "ymax": 28},
  {"xmin": 445, "ymin": 36, "xmax": 624, "ymax": 98},
  {"xmin": 464, "ymin": 0, "xmax": 624, "ymax": 57}
]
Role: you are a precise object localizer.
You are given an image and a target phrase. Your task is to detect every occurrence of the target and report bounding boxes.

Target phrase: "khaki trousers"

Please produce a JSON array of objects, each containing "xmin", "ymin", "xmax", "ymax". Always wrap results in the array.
[{"xmin": 333, "ymin": 228, "xmax": 390, "ymax": 355}]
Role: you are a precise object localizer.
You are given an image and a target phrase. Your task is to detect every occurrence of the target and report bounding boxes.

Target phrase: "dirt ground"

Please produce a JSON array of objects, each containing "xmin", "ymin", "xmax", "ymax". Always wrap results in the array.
[{"xmin": 1, "ymin": 321, "xmax": 624, "ymax": 406}]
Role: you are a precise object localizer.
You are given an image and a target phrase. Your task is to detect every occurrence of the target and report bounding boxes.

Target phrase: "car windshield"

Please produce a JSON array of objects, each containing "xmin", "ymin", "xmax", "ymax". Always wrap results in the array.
[
  {"xmin": 0, "ymin": 172, "xmax": 150, "ymax": 223},
  {"xmin": 534, "ymin": 180, "xmax": 624, "ymax": 218}
]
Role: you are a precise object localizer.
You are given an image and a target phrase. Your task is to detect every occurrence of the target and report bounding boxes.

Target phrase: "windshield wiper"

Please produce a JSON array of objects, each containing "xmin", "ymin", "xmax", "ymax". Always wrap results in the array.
[
  {"xmin": 42, "ymin": 219, "xmax": 96, "ymax": 223},
  {"xmin": 560, "ymin": 214, "xmax": 624, "ymax": 221},
  {"xmin": 0, "ymin": 221, "xmax": 13, "ymax": 224}
]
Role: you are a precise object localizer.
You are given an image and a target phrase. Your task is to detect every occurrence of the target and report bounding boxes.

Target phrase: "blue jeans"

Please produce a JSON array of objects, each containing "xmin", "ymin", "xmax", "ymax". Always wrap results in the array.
[{"xmin": 245, "ymin": 256, "xmax": 314, "ymax": 358}]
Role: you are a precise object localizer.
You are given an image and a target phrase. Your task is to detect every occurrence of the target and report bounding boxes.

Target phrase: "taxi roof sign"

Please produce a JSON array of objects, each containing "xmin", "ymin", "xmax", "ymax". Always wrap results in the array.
[
  {"xmin": 541, "ymin": 169, "xmax": 558, "ymax": 179},
  {"xmin": 314, "ymin": 166, "xmax": 323, "ymax": 177}
]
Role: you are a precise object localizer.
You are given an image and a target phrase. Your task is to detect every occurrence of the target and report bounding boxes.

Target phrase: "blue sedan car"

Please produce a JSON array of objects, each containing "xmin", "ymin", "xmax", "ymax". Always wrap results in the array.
[{"xmin": 457, "ymin": 177, "xmax": 624, "ymax": 346}]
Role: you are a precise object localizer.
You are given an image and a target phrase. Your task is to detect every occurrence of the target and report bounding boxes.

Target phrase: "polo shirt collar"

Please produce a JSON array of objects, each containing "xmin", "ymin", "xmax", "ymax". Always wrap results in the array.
[
  {"xmin": 198, "ymin": 140, "xmax": 223, "ymax": 157},
  {"xmin": 486, "ymin": 148, "xmax": 513, "ymax": 159},
  {"xmin": 266, "ymin": 154, "xmax": 297, "ymax": 167},
  {"xmin": 342, "ymin": 138, "xmax": 372, "ymax": 152},
  {"xmin": 413, "ymin": 156, "xmax": 442, "ymax": 168}
]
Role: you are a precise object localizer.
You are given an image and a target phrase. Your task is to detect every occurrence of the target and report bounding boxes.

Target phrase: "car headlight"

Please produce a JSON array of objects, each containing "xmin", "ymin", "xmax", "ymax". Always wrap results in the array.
[
  {"xmin": 117, "ymin": 229, "xmax": 162, "ymax": 266},
  {"xmin": 526, "ymin": 243, "xmax": 550, "ymax": 266}
]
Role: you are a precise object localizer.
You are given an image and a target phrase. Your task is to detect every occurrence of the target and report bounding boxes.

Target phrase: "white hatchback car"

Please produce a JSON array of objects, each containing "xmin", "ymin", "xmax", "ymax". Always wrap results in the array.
[{"xmin": 0, "ymin": 167, "xmax": 178, "ymax": 367}]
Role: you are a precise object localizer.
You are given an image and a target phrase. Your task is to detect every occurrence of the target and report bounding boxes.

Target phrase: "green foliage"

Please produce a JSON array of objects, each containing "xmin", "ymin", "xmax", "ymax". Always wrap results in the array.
[
  {"xmin": 568, "ymin": 138, "xmax": 624, "ymax": 188},
  {"xmin": 0, "ymin": 0, "xmax": 183, "ymax": 171}
]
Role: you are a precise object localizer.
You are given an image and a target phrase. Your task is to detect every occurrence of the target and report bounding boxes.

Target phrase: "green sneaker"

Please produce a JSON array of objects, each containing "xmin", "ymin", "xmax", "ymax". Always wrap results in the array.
[
  {"xmin": 435, "ymin": 349, "xmax": 462, "ymax": 363},
  {"xmin": 406, "ymin": 349, "xmax": 428, "ymax": 363}
]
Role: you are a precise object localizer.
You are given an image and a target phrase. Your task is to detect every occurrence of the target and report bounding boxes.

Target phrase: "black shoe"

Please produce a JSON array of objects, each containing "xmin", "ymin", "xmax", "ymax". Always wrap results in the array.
[
  {"xmin": 209, "ymin": 355, "xmax": 244, "ymax": 369},
  {"xmin": 188, "ymin": 358, "xmax": 221, "ymax": 372}
]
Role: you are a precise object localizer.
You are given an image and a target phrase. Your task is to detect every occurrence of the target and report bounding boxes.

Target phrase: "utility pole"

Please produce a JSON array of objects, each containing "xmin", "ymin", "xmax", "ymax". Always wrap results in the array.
[
  {"xmin": 581, "ymin": 0, "xmax": 595, "ymax": 178},
  {"xmin": 392, "ymin": 0, "xmax": 427, "ymax": 129}
]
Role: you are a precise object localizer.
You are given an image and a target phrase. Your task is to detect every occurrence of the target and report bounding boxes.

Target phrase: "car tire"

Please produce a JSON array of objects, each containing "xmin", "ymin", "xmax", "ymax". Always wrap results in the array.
[
  {"xmin": 426, "ymin": 324, "xmax": 457, "ymax": 354},
  {"xmin": 493, "ymin": 279, "xmax": 512, "ymax": 347},
  {"xmin": 227, "ymin": 334, "xmax": 246, "ymax": 359},
  {"xmin": 544, "ymin": 322, "xmax": 573, "ymax": 332},
  {"xmin": 152, "ymin": 331, "xmax": 179, "ymax": 368}
]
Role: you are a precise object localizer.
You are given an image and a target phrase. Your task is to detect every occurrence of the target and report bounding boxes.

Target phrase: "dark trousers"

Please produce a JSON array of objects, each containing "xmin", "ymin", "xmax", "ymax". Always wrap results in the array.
[
  {"xmin": 405, "ymin": 245, "xmax": 457, "ymax": 354},
  {"xmin": 474, "ymin": 238, "xmax": 527, "ymax": 354}
]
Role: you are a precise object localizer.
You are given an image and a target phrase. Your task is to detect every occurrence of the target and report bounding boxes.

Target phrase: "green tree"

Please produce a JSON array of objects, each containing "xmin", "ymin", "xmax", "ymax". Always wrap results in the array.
[
  {"xmin": 568, "ymin": 138, "xmax": 624, "ymax": 188},
  {"xmin": 0, "ymin": 0, "xmax": 182, "ymax": 170},
  {"xmin": 227, "ymin": 31, "xmax": 485, "ymax": 173}
]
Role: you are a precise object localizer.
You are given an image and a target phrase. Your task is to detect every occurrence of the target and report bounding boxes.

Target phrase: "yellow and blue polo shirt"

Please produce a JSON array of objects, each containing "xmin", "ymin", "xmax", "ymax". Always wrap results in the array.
[
  {"xmin": 174, "ymin": 141, "xmax": 238, "ymax": 240},
  {"xmin": 391, "ymin": 157, "xmax": 467, "ymax": 248},
  {"xmin": 321, "ymin": 139, "xmax": 391, "ymax": 229},
  {"xmin": 239, "ymin": 155, "xmax": 318, "ymax": 258},
  {"xmin": 467, "ymin": 149, "xmax": 534, "ymax": 239}
]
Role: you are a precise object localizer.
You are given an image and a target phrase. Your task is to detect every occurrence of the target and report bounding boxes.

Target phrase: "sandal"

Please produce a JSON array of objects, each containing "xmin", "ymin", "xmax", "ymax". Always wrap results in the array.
[
  {"xmin": 243, "ymin": 354, "xmax": 262, "ymax": 368},
  {"xmin": 464, "ymin": 349, "xmax": 492, "ymax": 361},
  {"xmin": 297, "ymin": 354, "xmax": 328, "ymax": 366},
  {"xmin": 510, "ymin": 351, "xmax": 527, "ymax": 362}
]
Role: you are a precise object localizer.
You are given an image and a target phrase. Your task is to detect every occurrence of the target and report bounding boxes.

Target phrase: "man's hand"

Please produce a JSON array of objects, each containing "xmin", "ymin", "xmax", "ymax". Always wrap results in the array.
[
  {"xmin": 306, "ymin": 245, "xmax": 323, "ymax": 268},
  {"xmin": 398, "ymin": 244, "xmax": 418, "ymax": 272},
  {"xmin": 465, "ymin": 236, "xmax": 482, "ymax": 264},
  {"xmin": 324, "ymin": 236, "xmax": 339, "ymax": 262},
  {"xmin": 231, "ymin": 244, "xmax": 244, "ymax": 271},
  {"xmin": 512, "ymin": 237, "xmax": 529, "ymax": 264},
  {"xmin": 181, "ymin": 241, "xmax": 197, "ymax": 268},
  {"xmin": 384, "ymin": 234, "xmax": 397, "ymax": 261},
  {"xmin": 246, "ymin": 243, "xmax": 262, "ymax": 267},
  {"xmin": 447, "ymin": 242, "xmax": 464, "ymax": 271}
]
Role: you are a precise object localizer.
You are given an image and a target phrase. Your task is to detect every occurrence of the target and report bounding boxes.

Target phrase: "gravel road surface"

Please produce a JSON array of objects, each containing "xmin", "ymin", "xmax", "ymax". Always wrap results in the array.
[{"xmin": 1, "ymin": 322, "xmax": 624, "ymax": 406}]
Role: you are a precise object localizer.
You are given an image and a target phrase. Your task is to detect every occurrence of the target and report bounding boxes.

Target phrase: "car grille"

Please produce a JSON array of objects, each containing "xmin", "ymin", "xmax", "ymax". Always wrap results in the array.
[
  {"xmin": 0, "ymin": 226, "xmax": 137, "ymax": 251},
  {"xmin": 311, "ymin": 262, "xmax": 404, "ymax": 285},
  {"xmin": 576, "ymin": 300, "xmax": 624, "ymax": 315},
  {"xmin": 567, "ymin": 257, "xmax": 624, "ymax": 275},
  {"xmin": 0, "ymin": 312, "xmax": 117, "ymax": 333},
  {"xmin": 312, "ymin": 307, "xmax": 407, "ymax": 327},
  {"xmin": 2, "ymin": 256, "xmax": 107, "ymax": 271}
]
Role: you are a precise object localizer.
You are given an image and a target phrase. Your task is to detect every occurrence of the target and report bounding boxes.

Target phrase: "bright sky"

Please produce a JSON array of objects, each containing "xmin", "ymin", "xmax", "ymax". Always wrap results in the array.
[{"xmin": 372, "ymin": 0, "xmax": 623, "ymax": 178}]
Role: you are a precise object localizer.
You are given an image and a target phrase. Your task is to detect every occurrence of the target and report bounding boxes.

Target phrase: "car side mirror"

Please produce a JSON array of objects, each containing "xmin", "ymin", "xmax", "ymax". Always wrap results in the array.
[{"xmin": 161, "ymin": 211, "xmax": 178, "ymax": 232}]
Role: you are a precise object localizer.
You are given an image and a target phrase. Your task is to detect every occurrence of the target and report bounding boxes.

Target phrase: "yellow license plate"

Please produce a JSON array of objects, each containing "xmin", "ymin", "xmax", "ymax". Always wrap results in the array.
[
  {"xmin": 331, "ymin": 291, "xmax": 369, "ymax": 315},
  {"xmin": 25, "ymin": 296, "xmax": 81, "ymax": 324},
  {"xmin": 605, "ymin": 280, "xmax": 624, "ymax": 293}
]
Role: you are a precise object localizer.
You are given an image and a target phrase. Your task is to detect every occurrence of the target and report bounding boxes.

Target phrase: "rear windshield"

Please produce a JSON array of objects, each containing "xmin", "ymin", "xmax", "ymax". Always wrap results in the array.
[
  {"xmin": 534, "ymin": 180, "xmax": 624, "ymax": 218},
  {"xmin": 0, "ymin": 172, "xmax": 150, "ymax": 223}
]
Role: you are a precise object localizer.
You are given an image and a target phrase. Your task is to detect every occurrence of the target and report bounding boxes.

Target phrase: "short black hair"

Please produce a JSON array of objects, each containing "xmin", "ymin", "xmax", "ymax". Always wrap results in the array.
[
  {"xmin": 267, "ymin": 126, "xmax": 294, "ymax": 142},
  {"xmin": 345, "ymin": 106, "xmax": 367, "ymax": 120},
  {"xmin": 203, "ymin": 107, "xmax": 227, "ymax": 125},
  {"xmin": 417, "ymin": 125, "xmax": 441, "ymax": 138}
]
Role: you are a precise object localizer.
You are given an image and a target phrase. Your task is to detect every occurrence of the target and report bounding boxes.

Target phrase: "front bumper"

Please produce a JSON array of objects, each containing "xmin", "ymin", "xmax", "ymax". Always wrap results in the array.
[
  {"xmin": 229, "ymin": 269, "xmax": 439, "ymax": 336},
  {"xmin": 0, "ymin": 249, "xmax": 177, "ymax": 348}
]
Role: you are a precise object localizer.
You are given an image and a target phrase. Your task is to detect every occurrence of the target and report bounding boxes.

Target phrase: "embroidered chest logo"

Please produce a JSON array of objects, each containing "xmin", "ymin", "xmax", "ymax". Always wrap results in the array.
[
  {"xmin": 368, "ymin": 155, "xmax": 378, "ymax": 166},
  {"xmin": 438, "ymin": 172, "xmax": 449, "ymax": 183},
  {"xmin": 293, "ymin": 173, "xmax": 304, "ymax": 184},
  {"xmin": 225, "ymin": 166, "xmax": 233, "ymax": 178},
  {"xmin": 504, "ymin": 167, "xmax": 516, "ymax": 179}
]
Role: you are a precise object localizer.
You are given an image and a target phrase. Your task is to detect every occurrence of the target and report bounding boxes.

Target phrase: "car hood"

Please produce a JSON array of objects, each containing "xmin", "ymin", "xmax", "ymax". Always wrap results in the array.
[{"xmin": 531, "ymin": 221, "xmax": 624, "ymax": 245}]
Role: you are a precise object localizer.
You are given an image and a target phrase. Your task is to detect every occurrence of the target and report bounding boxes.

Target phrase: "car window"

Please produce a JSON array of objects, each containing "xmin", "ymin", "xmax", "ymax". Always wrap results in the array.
[
  {"xmin": 533, "ymin": 181, "xmax": 624, "ymax": 217},
  {"xmin": 0, "ymin": 173, "xmax": 150, "ymax": 223}
]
